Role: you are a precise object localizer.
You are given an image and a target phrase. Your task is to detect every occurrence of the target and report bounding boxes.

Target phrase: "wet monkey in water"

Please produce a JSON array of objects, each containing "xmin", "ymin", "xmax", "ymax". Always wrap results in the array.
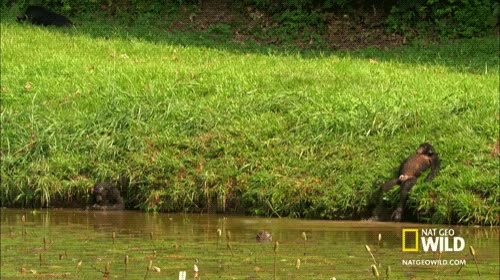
[
  {"xmin": 374, "ymin": 143, "xmax": 440, "ymax": 222},
  {"xmin": 91, "ymin": 182, "xmax": 125, "ymax": 210}
]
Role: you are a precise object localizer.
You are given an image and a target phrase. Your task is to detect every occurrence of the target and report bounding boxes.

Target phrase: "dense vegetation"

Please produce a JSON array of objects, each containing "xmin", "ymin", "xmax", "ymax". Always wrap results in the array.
[
  {"xmin": 0, "ymin": 3, "xmax": 498, "ymax": 225},
  {"xmin": 9, "ymin": 0, "xmax": 498, "ymax": 41}
]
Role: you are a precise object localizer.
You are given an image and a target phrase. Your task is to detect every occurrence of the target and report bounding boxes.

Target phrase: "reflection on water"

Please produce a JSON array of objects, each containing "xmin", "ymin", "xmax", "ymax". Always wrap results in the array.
[{"xmin": 1, "ymin": 209, "xmax": 498, "ymax": 279}]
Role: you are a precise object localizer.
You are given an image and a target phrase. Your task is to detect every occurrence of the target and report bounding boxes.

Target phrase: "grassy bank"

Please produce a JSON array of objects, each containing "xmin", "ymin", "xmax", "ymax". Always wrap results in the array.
[{"xmin": 0, "ymin": 19, "xmax": 498, "ymax": 224}]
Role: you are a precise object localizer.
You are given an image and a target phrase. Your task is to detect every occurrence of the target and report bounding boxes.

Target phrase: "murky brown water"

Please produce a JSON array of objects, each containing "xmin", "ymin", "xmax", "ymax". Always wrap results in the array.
[{"xmin": 1, "ymin": 209, "xmax": 498, "ymax": 279}]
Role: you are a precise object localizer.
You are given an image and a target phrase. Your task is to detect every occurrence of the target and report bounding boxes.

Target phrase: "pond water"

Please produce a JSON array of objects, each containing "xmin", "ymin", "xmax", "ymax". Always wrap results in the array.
[{"xmin": 1, "ymin": 209, "xmax": 498, "ymax": 279}]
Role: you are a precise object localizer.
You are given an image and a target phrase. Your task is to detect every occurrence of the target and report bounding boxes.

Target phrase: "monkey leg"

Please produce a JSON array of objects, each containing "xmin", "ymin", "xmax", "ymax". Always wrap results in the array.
[
  {"xmin": 370, "ymin": 178, "xmax": 401, "ymax": 221},
  {"xmin": 381, "ymin": 178, "xmax": 400, "ymax": 192},
  {"xmin": 392, "ymin": 177, "xmax": 417, "ymax": 222}
]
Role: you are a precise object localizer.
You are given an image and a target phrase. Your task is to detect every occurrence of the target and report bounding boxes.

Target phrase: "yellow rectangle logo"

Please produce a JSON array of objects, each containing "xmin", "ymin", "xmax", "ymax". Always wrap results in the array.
[{"xmin": 402, "ymin": 229, "xmax": 419, "ymax": 252}]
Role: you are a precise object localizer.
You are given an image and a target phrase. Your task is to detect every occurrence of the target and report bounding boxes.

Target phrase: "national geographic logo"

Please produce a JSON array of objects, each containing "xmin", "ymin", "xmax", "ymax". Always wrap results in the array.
[
  {"xmin": 402, "ymin": 229, "xmax": 419, "ymax": 252},
  {"xmin": 402, "ymin": 228, "xmax": 465, "ymax": 252}
]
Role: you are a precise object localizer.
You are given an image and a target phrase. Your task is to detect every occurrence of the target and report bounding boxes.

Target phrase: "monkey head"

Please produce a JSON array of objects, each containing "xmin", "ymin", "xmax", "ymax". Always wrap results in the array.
[
  {"xmin": 416, "ymin": 143, "xmax": 436, "ymax": 156},
  {"xmin": 93, "ymin": 184, "xmax": 108, "ymax": 205},
  {"xmin": 17, "ymin": 15, "xmax": 28, "ymax": 22}
]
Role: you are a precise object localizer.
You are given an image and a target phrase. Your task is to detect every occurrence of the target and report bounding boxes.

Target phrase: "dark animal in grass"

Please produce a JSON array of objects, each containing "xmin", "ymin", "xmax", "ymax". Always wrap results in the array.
[
  {"xmin": 91, "ymin": 182, "xmax": 125, "ymax": 210},
  {"xmin": 17, "ymin": 6, "xmax": 73, "ymax": 27},
  {"xmin": 256, "ymin": 231, "xmax": 273, "ymax": 242},
  {"xmin": 372, "ymin": 143, "xmax": 440, "ymax": 222}
]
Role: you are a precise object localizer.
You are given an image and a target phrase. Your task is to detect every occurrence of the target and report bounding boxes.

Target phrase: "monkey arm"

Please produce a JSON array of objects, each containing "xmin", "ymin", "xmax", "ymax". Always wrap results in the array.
[
  {"xmin": 381, "ymin": 178, "xmax": 400, "ymax": 192},
  {"xmin": 424, "ymin": 156, "xmax": 440, "ymax": 183}
]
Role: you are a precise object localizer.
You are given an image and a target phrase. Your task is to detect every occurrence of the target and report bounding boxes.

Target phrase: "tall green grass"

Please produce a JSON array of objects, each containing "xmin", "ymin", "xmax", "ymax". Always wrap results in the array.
[{"xmin": 1, "ymin": 21, "xmax": 498, "ymax": 225}]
